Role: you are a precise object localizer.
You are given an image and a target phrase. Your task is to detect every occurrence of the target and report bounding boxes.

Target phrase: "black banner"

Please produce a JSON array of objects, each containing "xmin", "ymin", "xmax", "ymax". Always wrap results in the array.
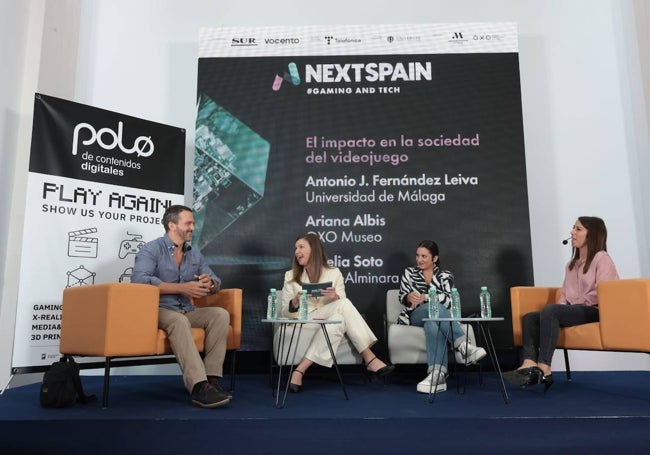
[
  {"xmin": 12, "ymin": 94, "xmax": 185, "ymax": 368},
  {"xmin": 30, "ymin": 93, "xmax": 185, "ymax": 194}
]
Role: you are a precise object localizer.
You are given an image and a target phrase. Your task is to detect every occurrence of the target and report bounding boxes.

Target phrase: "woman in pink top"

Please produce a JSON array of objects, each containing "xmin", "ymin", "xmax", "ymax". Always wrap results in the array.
[{"xmin": 504, "ymin": 216, "xmax": 619, "ymax": 392}]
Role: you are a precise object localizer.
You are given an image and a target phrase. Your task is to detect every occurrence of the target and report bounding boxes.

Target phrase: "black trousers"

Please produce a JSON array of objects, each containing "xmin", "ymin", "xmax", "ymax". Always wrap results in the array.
[{"xmin": 521, "ymin": 303, "xmax": 599, "ymax": 365}]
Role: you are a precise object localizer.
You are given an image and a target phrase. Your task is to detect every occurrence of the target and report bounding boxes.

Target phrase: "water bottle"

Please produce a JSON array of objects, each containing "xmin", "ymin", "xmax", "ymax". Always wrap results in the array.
[
  {"xmin": 450, "ymin": 287, "xmax": 461, "ymax": 318},
  {"xmin": 266, "ymin": 288, "xmax": 277, "ymax": 319},
  {"xmin": 299, "ymin": 289, "xmax": 309, "ymax": 320},
  {"xmin": 480, "ymin": 286, "xmax": 492, "ymax": 318},
  {"xmin": 427, "ymin": 285, "xmax": 439, "ymax": 319}
]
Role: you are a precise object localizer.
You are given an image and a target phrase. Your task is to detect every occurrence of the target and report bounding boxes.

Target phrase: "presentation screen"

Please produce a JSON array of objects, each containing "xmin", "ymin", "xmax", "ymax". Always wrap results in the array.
[{"xmin": 196, "ymin": 23, "xmax": 532, "ymax": 349}]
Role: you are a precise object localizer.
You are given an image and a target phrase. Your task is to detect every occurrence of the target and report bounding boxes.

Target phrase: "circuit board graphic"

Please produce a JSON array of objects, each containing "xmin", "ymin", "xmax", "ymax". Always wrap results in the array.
[{"xmin": 192, "ymin": 94, "xmax": 270, "ymax": 248}]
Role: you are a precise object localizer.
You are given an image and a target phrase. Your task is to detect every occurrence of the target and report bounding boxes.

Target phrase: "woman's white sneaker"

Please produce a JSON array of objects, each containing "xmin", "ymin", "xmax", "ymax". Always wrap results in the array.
[
  {"xmin": 454, "ymin": 342, "xmax": 487, "ymax": 365},
  {"xmin": 416, "ymin": 369, "xmax": 447, "ymax": 394}
]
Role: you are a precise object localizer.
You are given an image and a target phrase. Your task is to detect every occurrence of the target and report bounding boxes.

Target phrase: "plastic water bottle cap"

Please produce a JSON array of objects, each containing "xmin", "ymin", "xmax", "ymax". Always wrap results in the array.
[{"xmin": 480, "ymin": 286, "xmax": 487, "ymax": 291}]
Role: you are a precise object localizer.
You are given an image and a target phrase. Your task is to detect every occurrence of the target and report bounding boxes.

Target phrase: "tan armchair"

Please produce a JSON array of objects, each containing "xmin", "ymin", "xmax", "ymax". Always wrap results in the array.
[
  {"xmin": 510, "ymin": 278, "xmax": 650, "ymax": 379},
  {"xmin": 59, "ymin": 283, "xmax": 242, "ymax": 407}
]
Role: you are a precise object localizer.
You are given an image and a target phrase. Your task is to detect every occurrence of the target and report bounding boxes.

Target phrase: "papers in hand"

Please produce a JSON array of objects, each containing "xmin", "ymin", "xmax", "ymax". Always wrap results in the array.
[{"xmin": 301, "ymin": 281, "xmax": 332, "ymax": 297}]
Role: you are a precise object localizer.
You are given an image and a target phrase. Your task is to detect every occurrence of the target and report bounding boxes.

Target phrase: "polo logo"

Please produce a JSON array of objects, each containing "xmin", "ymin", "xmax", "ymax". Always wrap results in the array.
[{"xmin": 72, "ymin": 121, "xmax": 154, "ymax": 158}]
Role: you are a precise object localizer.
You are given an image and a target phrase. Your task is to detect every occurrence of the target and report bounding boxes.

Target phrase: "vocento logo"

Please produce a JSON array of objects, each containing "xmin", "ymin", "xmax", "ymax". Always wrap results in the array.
[
  {"xmin": 72, "ymin": 121, "xmax": 155, "ymax": 157},
  {"xmin": 272, "ymin": 62, "xmax": 301, "ymax": 91}
]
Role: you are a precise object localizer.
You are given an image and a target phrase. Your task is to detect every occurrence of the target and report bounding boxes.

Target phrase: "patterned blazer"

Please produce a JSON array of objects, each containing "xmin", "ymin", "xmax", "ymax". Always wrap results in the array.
[{"xmin": 396, "ymin": 266, "xmax": 454, "ymax": 325}]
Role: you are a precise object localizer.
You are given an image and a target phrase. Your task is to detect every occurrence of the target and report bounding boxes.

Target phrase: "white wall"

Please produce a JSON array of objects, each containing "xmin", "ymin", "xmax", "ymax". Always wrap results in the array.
[
  {"xmin": 1, "ymin": 0, "xmax": 649, "ymax": 388},
  {"xmin": 0, "ymin": 0, "xmax": 48, "ymax": 389}
]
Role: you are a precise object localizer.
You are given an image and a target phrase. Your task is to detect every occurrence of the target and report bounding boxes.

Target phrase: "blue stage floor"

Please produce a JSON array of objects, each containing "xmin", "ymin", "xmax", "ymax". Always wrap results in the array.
[{"xmin": 2, "ymin": 371, "xmax": 650, "ymax": 454}]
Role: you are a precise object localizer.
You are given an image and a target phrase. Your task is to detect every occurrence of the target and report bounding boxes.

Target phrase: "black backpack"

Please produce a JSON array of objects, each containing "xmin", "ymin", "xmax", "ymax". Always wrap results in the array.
[{"xmin": 40, "ymin": 356, "xmax": 96, "ymax": 408}]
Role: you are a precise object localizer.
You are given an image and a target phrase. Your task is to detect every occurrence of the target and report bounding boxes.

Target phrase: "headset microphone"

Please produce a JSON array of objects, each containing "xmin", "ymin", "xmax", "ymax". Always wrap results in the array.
[{"xmin": 562, "ymin": 237, "xmax": 571, "ymax": 245}]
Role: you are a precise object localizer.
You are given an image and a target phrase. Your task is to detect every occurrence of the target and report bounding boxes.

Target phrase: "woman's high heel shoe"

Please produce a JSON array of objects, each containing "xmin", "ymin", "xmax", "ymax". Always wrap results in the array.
[
  {"xmin": 503, "ymin": 367, "xmax": 553, "ymax": 393},
  {"xmin": 364, "ymin": 357, "xmax": 395, "ymax": 378},
  {"xmin": 288, "ymin": 369, "xmax": 304, "ymax": 393},
  {"xmin": 529, "ymin": 368, "xmax": 553, "ymax": 393},
  {"xmin": 503, "ymin": 366, "xmax": 544, "ymax": 386},
  {"xmin": 541, "ymin": 373, "xmax": 554, "ymax": 394}
]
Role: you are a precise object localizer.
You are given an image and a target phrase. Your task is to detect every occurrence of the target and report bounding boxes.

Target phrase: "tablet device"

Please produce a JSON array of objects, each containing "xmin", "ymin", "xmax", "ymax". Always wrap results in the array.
[{"xmin": 302, "ymin": 281, "xmax": 332, "ymax": 297}]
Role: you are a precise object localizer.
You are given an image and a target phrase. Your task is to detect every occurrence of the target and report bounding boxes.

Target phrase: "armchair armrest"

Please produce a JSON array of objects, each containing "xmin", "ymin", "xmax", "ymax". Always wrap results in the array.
[
  {"xmin": 60, "ymin": 283, "xmax": 160, "ymax": 357},
  {"xmin": 194, "ymin": 288, "xmax": 242, "ymax": 350},
  {"xmin": 510, "ymin": 286, "xmax": 561, "ymax": 346},
  {"xmin": 598, "ymin": 279, "xmax": 650, "ymax": 351}
]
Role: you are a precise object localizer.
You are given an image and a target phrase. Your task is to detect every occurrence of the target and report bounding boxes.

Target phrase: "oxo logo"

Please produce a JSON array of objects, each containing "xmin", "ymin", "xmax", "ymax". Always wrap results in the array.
[
  {"xmin": 71, "ymin": 121, "xmax": 155, "ymax": 157},
  {"xmin": 272, "ymin": 62, "xmax": 301, "ymax": 91}
]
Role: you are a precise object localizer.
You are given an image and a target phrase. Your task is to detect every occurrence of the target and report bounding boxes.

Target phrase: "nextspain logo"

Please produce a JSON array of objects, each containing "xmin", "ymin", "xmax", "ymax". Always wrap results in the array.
[{"xmin": 272, "ymin": 62, "xmax": 301, "ymax": 91}]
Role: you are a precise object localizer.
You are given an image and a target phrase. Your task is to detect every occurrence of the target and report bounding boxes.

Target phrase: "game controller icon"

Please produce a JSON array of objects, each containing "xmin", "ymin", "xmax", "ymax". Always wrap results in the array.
[{"xmin": 118, "ymin": 233, "xmax": 145, "ymax": 259}]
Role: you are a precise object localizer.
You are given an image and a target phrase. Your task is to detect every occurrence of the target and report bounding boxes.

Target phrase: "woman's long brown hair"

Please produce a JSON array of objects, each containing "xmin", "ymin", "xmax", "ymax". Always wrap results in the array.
[
  {"xmin": 290, "ymin": 233, "xmax": 331, "ymax": 285},
  {"xmin": 568, "ymin": 216, "xmax": 608, "ymax": 273}
]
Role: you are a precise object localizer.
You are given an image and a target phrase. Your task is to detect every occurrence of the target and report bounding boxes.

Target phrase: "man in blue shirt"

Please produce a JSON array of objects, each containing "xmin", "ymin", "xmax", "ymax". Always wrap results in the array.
[{"xmin": 132, "ymin": 204, "xmax": 231, "ymax": 408}]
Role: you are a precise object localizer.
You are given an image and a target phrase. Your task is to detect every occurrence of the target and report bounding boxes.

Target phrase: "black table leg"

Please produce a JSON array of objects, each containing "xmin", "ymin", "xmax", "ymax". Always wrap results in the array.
[
  {"xmin": 321, "ymin": 324, "xmax": 349, "ymax": 400},
  {"xmin": 478, "ymin": 322, "xmax": 510, "ymax": 404}
]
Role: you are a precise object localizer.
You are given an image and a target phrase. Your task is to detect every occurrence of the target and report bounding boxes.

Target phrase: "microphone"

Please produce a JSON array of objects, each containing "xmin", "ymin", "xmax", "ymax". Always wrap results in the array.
[{"xmin": 562, "ymin": 237, "xmax": 571, "ymax": 245}]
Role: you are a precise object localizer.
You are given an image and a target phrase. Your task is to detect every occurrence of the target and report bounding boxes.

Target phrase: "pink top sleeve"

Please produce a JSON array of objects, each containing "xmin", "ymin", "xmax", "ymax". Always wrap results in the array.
[{"xmin": 558, "ymin": 250, "xmax": 619, "ymax": 306}]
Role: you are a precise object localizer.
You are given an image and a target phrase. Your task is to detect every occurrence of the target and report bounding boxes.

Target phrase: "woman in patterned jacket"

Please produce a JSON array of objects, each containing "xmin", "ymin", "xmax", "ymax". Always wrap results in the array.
[{"xmin": 398, "ymin": 240, "xmax": 486, "ymax": 394}]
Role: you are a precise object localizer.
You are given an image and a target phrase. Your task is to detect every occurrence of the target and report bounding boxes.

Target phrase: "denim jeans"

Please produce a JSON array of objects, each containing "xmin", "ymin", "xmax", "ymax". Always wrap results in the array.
[
  {"xmin": 521, "ymin": 303, "xmax": 599, "ymax": 365},
  {"xmin": 409, "ymin": 303, "xmax": 465, "ymax": 369}
]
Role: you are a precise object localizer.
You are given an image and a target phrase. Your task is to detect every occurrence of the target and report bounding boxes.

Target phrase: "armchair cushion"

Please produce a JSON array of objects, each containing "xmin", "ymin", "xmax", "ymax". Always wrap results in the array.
[
  {"xmin": 60, "ymin": 283, "xmax": 160, "ymax": 357},
  {"xmin": 388, "ymin": 324, "xmax": 428, "ymax": 364},
  {"xmin": 509, "ymin": 286, "xmax": 561, "ymax": 347},
  {"xmin": 598, "ymin": 279, "xmax": 650, "ymax": 351}
]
